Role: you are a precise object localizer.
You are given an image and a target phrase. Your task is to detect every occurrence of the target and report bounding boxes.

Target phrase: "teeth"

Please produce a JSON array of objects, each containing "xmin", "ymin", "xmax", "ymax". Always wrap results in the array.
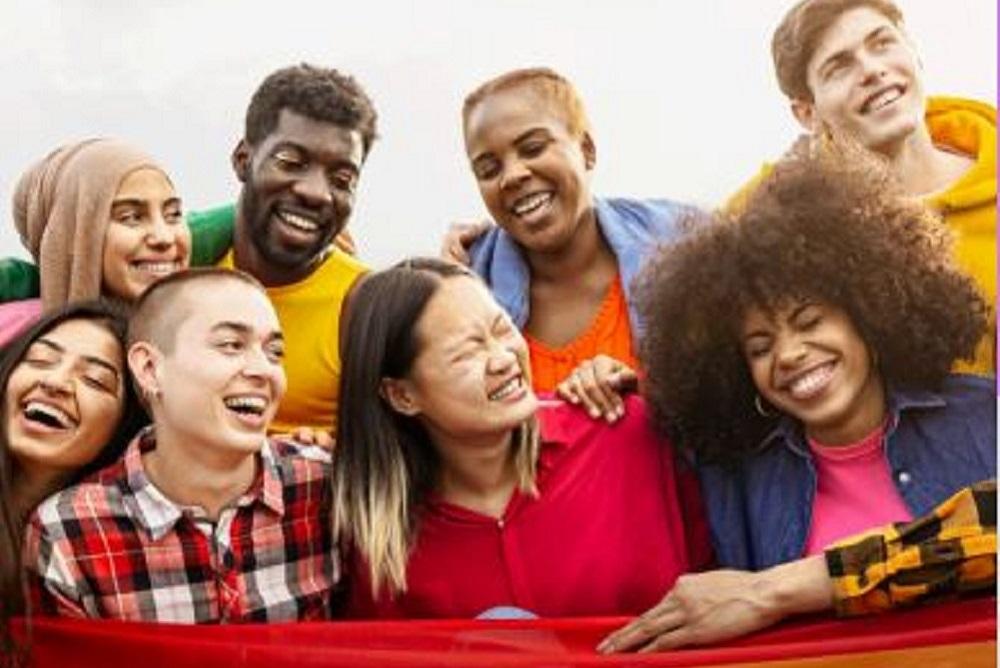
[
  {"xmin": 279, "ymin": 211, "xmax": 319, "ymax": 232},
  {"xmin": 488, "ymin": 377, "xmax": 521, "ymax": 401},
  {"xmin": 130, "ymin": 261, "xmax": 180, "ymax": 275},
  {"xmin": 788, "ymin": 363, "xmax": 834, "ymax": 399},
  {"xmin": 224, "ymin": 396, "xmax": 267, "ymax": 415},
  {"xmin": 863, "ymin": 87, "xmax": 902, "ymax": 113},
  {"xmin": 511, "ymin": 192, "xmax": 552, "ymax": 216},
  {"xmin": 23, "ymin": 401, "xmax": 73, "ymax": 428}
]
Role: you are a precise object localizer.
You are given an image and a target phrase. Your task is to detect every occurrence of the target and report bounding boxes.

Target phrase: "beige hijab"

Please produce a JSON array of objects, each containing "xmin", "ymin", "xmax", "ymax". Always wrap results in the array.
[{"xmin": 12, "ymin": 138, "xmax": 162, "ymax": 309}]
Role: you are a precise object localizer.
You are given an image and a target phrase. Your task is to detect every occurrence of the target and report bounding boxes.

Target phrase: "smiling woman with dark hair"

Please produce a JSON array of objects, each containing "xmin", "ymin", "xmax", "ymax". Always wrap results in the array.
[
  {"xmin": 0, "ymin": 301, "xmax": 145, "ymax": 649},
  {"xmin": 334, "ymin": 258, "xmax": 711, "ymax": 619},
  {"xmin": 598, "ymin": 145, "xmax": 995, "ymax": 653}
]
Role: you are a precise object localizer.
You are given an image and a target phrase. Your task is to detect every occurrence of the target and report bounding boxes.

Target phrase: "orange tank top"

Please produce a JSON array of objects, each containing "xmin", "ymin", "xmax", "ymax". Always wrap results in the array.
[{"xmin": 526, "ymin": 274, "xmax": 639, "ymax": 393}]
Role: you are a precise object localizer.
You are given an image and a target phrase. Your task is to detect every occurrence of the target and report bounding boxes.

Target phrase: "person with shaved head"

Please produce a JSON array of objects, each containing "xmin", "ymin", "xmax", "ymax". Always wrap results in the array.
[{"xmin": 24, "ymin": 268, "xmax": 338, "ymax": 623}]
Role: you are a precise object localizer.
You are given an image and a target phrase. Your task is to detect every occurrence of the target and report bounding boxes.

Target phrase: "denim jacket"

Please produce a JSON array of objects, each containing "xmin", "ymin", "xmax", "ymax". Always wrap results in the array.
[
  {"xmin": 467, "ymin": 197, "xmax": 694, "ymax": 341},
  {"xmin": 698, "ymin": 374, "xmax": 997, "ymax": 570}
]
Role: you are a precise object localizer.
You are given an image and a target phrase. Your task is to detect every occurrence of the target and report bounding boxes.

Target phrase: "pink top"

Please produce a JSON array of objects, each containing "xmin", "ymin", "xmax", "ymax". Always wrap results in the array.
[
  {"xmin": 348, "ymin": 395, "xmax": 714, "ymax": 618},
  {"xmin": 0, "ymin": 299, "xmax": 42, "ymax": 347},
  {"xmin": 803, "ymin": 423, "xmax": 914, "ymax": 555}
]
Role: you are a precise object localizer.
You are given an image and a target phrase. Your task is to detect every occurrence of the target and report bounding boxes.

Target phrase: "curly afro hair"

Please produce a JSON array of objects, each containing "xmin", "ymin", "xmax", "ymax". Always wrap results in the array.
[
  {"xmin": 245, "ymin": 63, "xmax": 378, "ymax": 157},
  {"xmin": 636, "ymin": 145, "xmax": 989, "ymax": 465}
]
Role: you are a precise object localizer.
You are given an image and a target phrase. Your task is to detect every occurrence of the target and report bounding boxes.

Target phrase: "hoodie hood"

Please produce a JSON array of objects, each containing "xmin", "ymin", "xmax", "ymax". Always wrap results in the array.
[{"xmin": 924, "ymin": 96, "xmax": 996, "ymax": 214}]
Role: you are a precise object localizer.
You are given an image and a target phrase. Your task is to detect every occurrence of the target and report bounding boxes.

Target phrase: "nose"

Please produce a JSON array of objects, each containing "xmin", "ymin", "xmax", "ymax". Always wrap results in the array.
[
  {"xmin": 499, "ymin": 158, "xmax": 530, "ymax": 192},
  {"xmin": 144, "ymin": 212, "xmax": 175, "ymax": 249},
  {"xmin": 292, "ymin": 167, "xmax": 334, "ymax": 208},
  {"xmin": 858, "ymin": 51, "xmax": 887, "ymax": 85},
  {"xmin": 39, "ymin": 363, "xmax": 73, "ymax": 395},
  {"xmin": 485, "ymin": 339, "xmax": 519, "ymax": 375},
  {"xmin": 240, "ymin": 344, "xmax": 284, "ymax": 386},
  {"xmin": 774, "ymin": 335, "xmax": 808, "ymax": 369}
]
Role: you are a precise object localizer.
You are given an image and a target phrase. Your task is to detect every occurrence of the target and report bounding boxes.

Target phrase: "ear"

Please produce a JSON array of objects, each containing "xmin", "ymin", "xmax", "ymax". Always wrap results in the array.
[
  {"xmin": 790, "ymin": 99, "xmax": 819, "ymax": 133},
  {"xmin": 231, "ymin": 139, "xmax": 251, "ymax": 183},
  {"xmin": 581, "ymin": 131, "xmax": 597, "ymax": 170},
  {"xmin": 379, "ymin": 377, "xmax": 421, "ymax": 417},
  {"xmin": 127, "ymin": 341, "xmax": 164, "ymax": 402}
]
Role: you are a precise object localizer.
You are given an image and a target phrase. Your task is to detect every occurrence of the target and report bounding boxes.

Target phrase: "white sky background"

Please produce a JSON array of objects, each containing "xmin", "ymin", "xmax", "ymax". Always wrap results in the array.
[{"xmin": 0, "ymin": 0, "xmax": 995, "ymax": 268}]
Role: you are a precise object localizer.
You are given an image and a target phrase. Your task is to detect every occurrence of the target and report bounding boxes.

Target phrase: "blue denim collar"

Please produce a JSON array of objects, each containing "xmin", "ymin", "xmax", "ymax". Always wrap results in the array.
[{"xmin": 758, "ymin": 385, "xmax": 949, "ymax": 457}]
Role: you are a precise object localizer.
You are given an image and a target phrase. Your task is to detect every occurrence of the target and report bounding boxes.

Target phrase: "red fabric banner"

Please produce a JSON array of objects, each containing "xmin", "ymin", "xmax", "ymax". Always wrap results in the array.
[{"xmin": 13, "ymin": 597, "xmax": 996, "ymax": 667}]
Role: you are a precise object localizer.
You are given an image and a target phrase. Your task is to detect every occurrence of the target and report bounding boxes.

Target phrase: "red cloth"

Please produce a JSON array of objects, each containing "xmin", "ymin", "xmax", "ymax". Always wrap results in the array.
[
  {"xmin": 348, "ymin": 396, "xmax": 713, "ymax": 618},
  {"xmin": 13, "ymin": 597, "xmax": 996, "ymax": 667}
]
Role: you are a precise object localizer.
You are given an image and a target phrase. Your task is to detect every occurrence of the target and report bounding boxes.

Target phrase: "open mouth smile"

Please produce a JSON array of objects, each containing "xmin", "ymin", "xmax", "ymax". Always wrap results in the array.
[
  {"xmin": 859, "ymin": 85, "xmax": 905, "ymax": 114},
  {"xmin": 779, "ymin": 361, "xmax": 837, "ymax": 401},
  {"xmin": 21, "ymin": 399, "xmax": 78, "ymax": 431},
  {"xmin": 487, "ymin": 374, "xmax": 525, "ymax": 402},
  {"xmin": 509, "ymin": 191, "xmax": 553, "ymax": 219}
]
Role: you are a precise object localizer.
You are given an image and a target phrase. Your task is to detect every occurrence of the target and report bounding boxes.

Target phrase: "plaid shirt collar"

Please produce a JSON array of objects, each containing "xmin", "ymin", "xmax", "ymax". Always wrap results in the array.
[{"xmin": 121, "ymin": 427, "xmax": 287, "ymax": 541}]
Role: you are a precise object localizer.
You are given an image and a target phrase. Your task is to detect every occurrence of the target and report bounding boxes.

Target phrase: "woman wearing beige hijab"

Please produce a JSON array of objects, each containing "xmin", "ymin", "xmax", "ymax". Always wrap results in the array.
[{"xmin": 0, "ymin": 139, "xmax": 190, "ymax": 344}]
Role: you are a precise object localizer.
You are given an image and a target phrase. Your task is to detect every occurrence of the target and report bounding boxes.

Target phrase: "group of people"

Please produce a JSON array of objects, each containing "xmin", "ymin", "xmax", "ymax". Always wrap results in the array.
[{"xmin": 0, "ymin": 0, "xmax": 995, "ymax": 661}]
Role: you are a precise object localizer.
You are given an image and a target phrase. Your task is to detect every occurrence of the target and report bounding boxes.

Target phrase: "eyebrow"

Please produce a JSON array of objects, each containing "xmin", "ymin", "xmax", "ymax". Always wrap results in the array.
[
  {"xmin": 273, "ymin": 141, "xmax": 361, "ymax": 173},
  {"xmin": 211, "ymin": 322, "xmax": 284, "ymax": 342},
  {"xmin": 470, "ymin": 127, "xmax": 550, "ymax": 165},
  {"xmin": 34, "ymin": 338, "xmax": 121, "ymax": 380},
  {"xmin": 817, "ymin": 26, "xmax": 891, "ymax": 75},
  {"xmin": 111, "ymin": 197, "xmax": 182, "ymax": 208}
]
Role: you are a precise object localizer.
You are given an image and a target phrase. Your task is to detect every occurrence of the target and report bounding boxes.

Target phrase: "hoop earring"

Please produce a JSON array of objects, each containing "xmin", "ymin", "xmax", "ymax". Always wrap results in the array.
[{"xmin": 754, "ymin": 394, "xmax": 775, "ymax": 418}]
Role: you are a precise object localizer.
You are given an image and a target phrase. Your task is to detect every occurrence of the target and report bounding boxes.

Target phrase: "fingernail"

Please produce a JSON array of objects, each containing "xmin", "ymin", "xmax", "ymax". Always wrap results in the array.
[
  {"xmin": 605, "ymin": 413, "xmax": 617, "ymax": 424},
  {"xmin": 596, "ymin": 640, "xmax": 613, "ymax": 654},
  {"xmin": 589, "ymin": 408, "xmax": 600, "ymax": 418}
]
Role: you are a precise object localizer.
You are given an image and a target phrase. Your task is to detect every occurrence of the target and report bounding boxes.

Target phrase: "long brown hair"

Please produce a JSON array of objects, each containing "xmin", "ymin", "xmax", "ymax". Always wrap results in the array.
[
  {"xmin": 333, "ymin": 258, "xmax": 539, "ymax": 597},
  {"xmin": 0, "ymin": 301, "xmax": 146, "ymax": 665}
]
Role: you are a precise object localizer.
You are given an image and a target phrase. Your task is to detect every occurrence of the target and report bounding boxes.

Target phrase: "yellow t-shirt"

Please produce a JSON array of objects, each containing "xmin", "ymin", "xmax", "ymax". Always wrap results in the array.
[
  {"xmin": 220, "ymin": 249, "xmax": 368, "ymax": 433},
  {"xmin": 726, "ymin": 96, "xmax": 996, "ymax": 375}
]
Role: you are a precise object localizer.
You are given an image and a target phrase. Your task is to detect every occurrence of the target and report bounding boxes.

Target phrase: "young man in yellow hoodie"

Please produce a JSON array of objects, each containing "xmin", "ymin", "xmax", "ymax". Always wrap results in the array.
[{"xmin": 733, "ymin": 0, "xmax": 995, "ymax": 374}]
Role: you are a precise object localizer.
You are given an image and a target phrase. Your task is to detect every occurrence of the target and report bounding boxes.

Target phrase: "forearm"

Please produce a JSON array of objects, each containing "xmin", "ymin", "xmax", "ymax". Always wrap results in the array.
[{"xmin": 757, "ymin": 554, "xmax": 834, "ymax": 621}]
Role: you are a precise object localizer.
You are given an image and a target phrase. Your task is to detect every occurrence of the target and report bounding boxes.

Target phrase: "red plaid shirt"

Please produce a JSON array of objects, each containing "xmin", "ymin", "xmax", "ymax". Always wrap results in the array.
[{"xmin": 24, "ymin": 429, "xmax": 337, "ymax": 623}]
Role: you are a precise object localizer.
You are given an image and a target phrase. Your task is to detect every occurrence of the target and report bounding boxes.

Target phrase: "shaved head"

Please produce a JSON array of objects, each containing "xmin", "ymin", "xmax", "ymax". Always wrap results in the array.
[{"xmin": 127, "ymin": 268, "xmax": 266, "ymax": 355}]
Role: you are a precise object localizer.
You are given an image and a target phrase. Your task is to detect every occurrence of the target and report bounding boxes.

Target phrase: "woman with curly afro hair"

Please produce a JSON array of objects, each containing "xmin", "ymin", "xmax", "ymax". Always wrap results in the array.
[
  {"xmin": 636, "ymin": 145, "xmax": 993, "ymax": 570},
  {"xmin": 595, "ymin": 146, "xmax": 996, "ymax": 655}
]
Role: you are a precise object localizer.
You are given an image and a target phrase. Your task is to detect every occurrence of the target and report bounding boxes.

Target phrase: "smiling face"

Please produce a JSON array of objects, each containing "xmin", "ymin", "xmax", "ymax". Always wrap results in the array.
[
  {"xmin": 101, "ymin": 168, "xmax": 190, "ymax": 301},
  {"xmin": 741, "ymin": 300, "xmax": 886, "ymax": 444},
  {"xmin": 388, "ymin": 276, "xmax": 538, "ymax": 446},
  {"xmin": 5, "ymin": 319, "xmax": 125, "ymax": 478},
  {"xmin": 464, "ymin": 85, "xmax": 595, "ymax": 254},
  {"xmin": 234, "ymin": 109, "xmax": 364, "ymax": 280},
  {"xmin": 794, "ymin": 6, "xmax": 924, "ymax": 153},
  {"xmin": 144, "ymin": 280, "xmax": 287, "ymax": 455}
]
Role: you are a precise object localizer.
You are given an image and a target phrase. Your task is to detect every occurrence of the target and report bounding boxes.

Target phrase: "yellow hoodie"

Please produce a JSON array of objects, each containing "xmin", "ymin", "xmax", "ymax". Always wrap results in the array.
[{"xmin": 727, "ymin": 96, "xmax": 996, "ymax": 375}]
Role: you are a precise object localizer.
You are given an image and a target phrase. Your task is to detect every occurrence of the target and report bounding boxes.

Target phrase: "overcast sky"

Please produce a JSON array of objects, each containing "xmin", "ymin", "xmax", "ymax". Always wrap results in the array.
[{"xmin": 0, "ymin": 0, "xmax": 995, "ymax": 267}]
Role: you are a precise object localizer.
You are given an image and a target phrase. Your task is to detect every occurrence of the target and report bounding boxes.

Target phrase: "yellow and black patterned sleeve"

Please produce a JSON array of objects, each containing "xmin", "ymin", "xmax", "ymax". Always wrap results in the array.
[{"xmin": 824, "ymin": 480, "xmax": 996, "ymax": 617}]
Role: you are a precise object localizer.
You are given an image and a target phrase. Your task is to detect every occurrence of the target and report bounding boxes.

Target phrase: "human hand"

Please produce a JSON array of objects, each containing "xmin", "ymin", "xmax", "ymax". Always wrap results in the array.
[
  {"xmin": 555, "ymin": 355, "xmax": 638, "ymax": 423},
  {"xmin": 597, "ymin": 557, "xmax": 832, "ymax": 653},
  {"xmin": 439, "ymin": 219, "xmax": 493, "ymax": 266},
  {"xmin": 285, "ymin": 426, "xmax": 335, "ymax": 451}
]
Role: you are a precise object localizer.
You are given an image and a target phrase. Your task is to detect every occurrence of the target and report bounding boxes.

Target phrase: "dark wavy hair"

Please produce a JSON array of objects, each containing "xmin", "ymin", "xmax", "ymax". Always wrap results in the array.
[
  {"xmin": 636, "ymin": 147, "xmax": 988, "ymax": 465},
  {"xmin": 1, "ymin": 301, "xmax": 147, "ymax": 664},
  {"xmin": 244, "ymin": 63, "xmax": 378, "ymax": 158}
]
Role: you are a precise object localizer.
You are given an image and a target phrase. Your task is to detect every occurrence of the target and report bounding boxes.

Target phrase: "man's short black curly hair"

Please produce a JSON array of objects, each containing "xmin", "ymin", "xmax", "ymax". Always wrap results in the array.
[
  {"xmin": 636, "ymin": 146, "xmax": 989, "ymax": 465},
  {"xmin": 244, "ymin": 63, "xmax": 378, "ymax": 157}
]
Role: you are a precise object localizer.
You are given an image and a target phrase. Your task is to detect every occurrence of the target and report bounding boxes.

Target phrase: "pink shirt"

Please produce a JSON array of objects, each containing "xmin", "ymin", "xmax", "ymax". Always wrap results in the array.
[
  {"xmin": 803, "ymin": 423, "xmax": 914, "ymax": 555},
  {"xmin": 348, "ymin": 396, "xmax": 713, "ymax": 618},
  {"xmin": 0, "ymin": 299, "xmax": 42, "ymax": 347}
]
